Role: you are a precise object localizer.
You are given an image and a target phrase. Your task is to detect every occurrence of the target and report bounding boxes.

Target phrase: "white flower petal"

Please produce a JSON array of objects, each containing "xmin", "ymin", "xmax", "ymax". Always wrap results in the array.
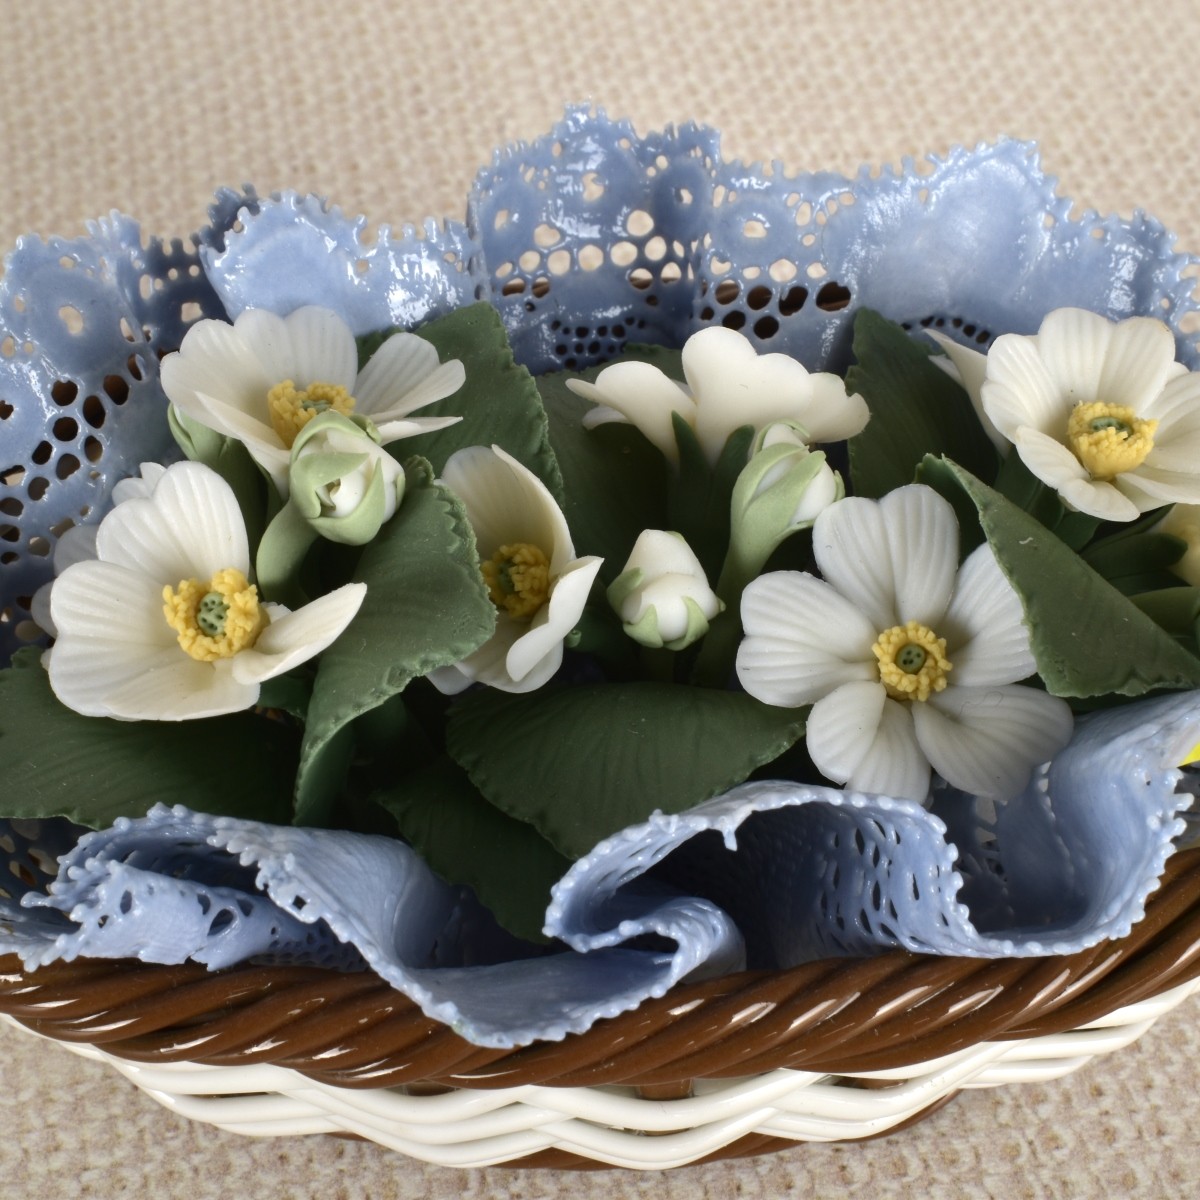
[
  {"xmin": 811, "ymin": 496, "xmax": 896, "ymax": 632},
  {"xmin": 807, "ymin": 683, "xmax": 931, "ymax": 801},
  {"xmin": 927, "ymin": 331, "xmax": 1008, "ymax": 452},
  {"xmin": 913, "ymin": 684, "xmax": 1073, "ymax": 799},
  {"xmin": 231, "ymin": 583, "xmax": 367, "ymax": 684},
  {"xmin": 429, "ymin": 617, "xmax": 523, "ymax": 695},
  {"xmin": 846, "ymin": 699, "xmax": 932, "ymax": 803},
  {"xmin": 796, "ymin": 373, "xmax": 870, "ymax": 444},
  {"xmin": 373, "ymin": 414, "xmax": 465, "ymax": 445},
  {"xmin": 49, "ymin": 559, "xmax": 172, "ymax": 645},
  {"xmin": 737, "ymin": 572, "xmax": 878, "ymax": 707},
  {"xmin": 941, "ymin": 544, "xmax": 1035, "ymax": 686},
  {"xmin": 112, "ymin": 462, "xmax": 167, "ymax": 504},
  {"xmin": 1033, "ymin": 307, "xmax": 1112, "ymax": 405},
  {"xmin": 684, "ymin": 327, "xmax": 856, "ymax": 461},
  {"xmin": 1013, "ymin": 425, "xmax": 1090, "ymax": 489},
  {"xmin": 159, "ymin": 318, "xmax": 275, "ymax": 421},
  {"xmin": 95, "ymin": 462, "xmax": 249, "ymax": 583},
  {"xmin": 1115, "ymin": 463, "xmax": 1200, "ymax": 507},
  {"xmin": 176, "ymin": 389, "xmax": 292, "ymax": 490},
  {"xmin": 440, "ymin": 445, "xmax": 574, "ymax": 571},
  {"xmin": 1097, "ymin": 316, "xmax": 1178, "ymax": 413},
  {"xmin": 1058, "ymin": 474, "xmax": 1142, "ymax": 521},
  {"xmin": 355, "ymin": 333, "xmax": 465, "ymax": 419},
  {"xmin": 237, "ymin": 306, "xmax": 358, "ymax": 392},
  {"xmin": 981, "ymin": 334, "xmax": 1065, "ymax": 440},
  {"xmin": 568, "ymin": 362, "xmax": 695, "ymax": 462},
  {"xmin": 49, "ymin": 636, "xmax": 215, "ymax": 720},
  {"xmin": 502, "ymin": 555, "xmax": 603, "ymax": 688},
  {"xmin": 878, "ymin": 485, "xmax": 959, "ymax": 627},
  {"xmin": 1142, "ymin": 371, "xmax": 1200, "ymax": 435},
  {"xmin": 102, "ymin": 657, "xmax": 259, "ymax": 721}
]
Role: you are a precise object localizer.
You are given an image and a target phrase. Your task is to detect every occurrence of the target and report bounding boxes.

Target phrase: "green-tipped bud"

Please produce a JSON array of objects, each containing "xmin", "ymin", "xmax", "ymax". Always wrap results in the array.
[
  {"xmin": 607, "ymin": 529, "xmax": 723, "ymax": 650},
  {"xmin": 729, "ymin": 422, "xmax": 842, "ymax": 573},
  {"xmin": 288, "ymin": 411, "xmax": 405, "ymax": 545}
]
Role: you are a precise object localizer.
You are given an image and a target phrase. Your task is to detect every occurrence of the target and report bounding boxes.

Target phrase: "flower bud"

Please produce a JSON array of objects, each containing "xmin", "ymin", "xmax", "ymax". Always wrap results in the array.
[
  {"xmin": 288, "ymin": 412, "xmax": 405, "ymax": 545},
  {"xmin": 607, "ymin": 530, "xmax": 723, "ymax": 650},
  {"xmin": 730, "ymin": 422, "xmax": 843, "ymax": 573}
]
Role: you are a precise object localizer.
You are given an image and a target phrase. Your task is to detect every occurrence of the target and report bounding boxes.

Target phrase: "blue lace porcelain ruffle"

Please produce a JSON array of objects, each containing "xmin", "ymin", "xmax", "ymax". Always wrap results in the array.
[
  {"xmin": 0, "ymin": 109, "xmax": 1198, "ymax": 1048},
  {"xmin": 1, "ymin": 692, "xmax": 1195, "ymax": 1047}
]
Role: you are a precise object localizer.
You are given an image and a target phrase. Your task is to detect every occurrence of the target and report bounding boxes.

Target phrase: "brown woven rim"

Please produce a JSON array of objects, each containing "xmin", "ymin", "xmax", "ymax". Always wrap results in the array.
[{"xmin": 3, "ymin": 847, "xmax": 1199, "ymax": 1095}]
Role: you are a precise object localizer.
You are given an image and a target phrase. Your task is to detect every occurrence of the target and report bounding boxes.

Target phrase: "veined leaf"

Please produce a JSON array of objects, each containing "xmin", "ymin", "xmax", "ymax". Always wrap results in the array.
[
  {"xmin": 848, "ymin": 310, "xmax": 999, "ymax": 499},
  {"xmin": 447, "ymin": 682, "xmax": 806, "ymax": 859},
  {"xmin": 928, "ymin": 457, "xmax": 1200, "ymax": 698},
  {"xmin": 0, "ymin": 649, "xmax": 297, "ymax": 827},
  {"xmin": 295, "ymin": 459, "xmax": 495, "ymax": 824},
  {"xmin": 373, "ymin": 757, "xmax": 570, "ymax": 944}
]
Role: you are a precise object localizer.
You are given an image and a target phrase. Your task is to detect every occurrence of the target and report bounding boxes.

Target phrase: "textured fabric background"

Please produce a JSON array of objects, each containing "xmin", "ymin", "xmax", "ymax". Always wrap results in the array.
[{"xmin": 3, "ymin": 0, "xmax": 1199, "ymax": 1194}]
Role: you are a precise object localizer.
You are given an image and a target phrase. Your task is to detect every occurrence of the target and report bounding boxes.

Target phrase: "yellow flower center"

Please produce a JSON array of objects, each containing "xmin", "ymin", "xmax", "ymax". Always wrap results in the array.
[
  {"xmin": 163, "ymin": 567, "xmax": 267, "ymax": 662},
  {"xmin": 873, "ymin": 620, "xmax": 953, "ymax": 702},
  {"xmin": 482, "ymin": 542, "xmax": 551, "ymax": 621},
  {"xmin": 267, "ymin": 379, "xmax": 356, "ymax": 449},
  {"xmin": 1065, "ymin": 402, "xmax": 1157, "ymax": 480}
]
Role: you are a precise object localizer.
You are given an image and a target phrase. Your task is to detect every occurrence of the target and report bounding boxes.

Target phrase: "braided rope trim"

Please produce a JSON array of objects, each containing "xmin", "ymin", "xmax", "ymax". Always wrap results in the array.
[{"xmin": 3, "ymin": 848, "xmax": 1198, "ymax": 1091}]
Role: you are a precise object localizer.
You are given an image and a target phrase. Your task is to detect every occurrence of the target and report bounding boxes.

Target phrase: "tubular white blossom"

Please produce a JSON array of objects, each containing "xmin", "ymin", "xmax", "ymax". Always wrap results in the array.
[
  {"xmin": 567, "ymin": 326, "xmax": 867, "ymax": 466},
  {"xmin": 428, "ymin": 446, "xmax": 602, "ymax": 694}
]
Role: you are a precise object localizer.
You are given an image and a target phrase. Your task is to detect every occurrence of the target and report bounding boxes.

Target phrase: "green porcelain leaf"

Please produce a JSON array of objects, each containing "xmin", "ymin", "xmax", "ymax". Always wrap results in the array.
[
  {"xmin": 446, "ymin": 682, "xmax": 806, "ymax": 859},
  {"xmin": 294, "ymin": 458, "xmax": 495, "ymax": 824},
  {"xmin": 0, "ymin": 649, "xmax": 297, "ymax": 827},
  {"xmin": 926, "ymin": 457, "xmax": 1200, "ymax": 698},
  {"xmin": 848, "ymin": 309, "xmax": 999, "ymax": 500},
  {"xmin": 373, "ymin": 757, "xmax": 571, "ymax": 944}
]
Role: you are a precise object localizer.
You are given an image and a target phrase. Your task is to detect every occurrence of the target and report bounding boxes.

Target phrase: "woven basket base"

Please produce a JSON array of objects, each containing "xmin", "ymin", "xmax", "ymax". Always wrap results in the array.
[{"xmin": 4, "ymin": 978, "xmax": 1197, "ymax": 1170}]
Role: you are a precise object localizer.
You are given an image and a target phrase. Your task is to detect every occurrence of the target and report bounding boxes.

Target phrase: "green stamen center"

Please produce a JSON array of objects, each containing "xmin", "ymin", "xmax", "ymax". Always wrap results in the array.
[{"xmin": 196, "ymin": 591, "xmax": 229, "ymax": 637}]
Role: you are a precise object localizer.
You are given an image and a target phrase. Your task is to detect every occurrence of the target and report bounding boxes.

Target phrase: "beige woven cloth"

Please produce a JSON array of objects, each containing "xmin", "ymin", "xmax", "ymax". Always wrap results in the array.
[{"xmin": 3, "ymin": 0, "xmax": 1200, "ymax": 1195}]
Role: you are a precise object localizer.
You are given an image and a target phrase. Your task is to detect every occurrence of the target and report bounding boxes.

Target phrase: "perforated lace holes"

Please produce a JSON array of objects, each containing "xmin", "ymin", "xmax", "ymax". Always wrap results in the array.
[
  {"xmin": 660, "ymin": 263, "xmax": 683, "ymax": 285},
  {"xmin": 84, "ymin": 437, "xmax": 103, "ymax": 464},
  {"xmin": 0, "ymin": 400, "xmax": 11, "ymax": 420},
  {"xmin": 629, "ymin": 268, "xmax": 654, "ymax": 291},
  {"xmin": 816, "ymin": 282, "xmax": 852, "ymax": 312},
  {"xmin": 82, "ymin": 396, "xmax": 105, "ymax": 428},
  {"xmin": 58, "ymin": 306, "xmax": 84, "ymax": 335},
  {"xmin": 547, "ymin": 250, "xmax": 572, "ymax": 276},
  {"xmin": 578, "ymin": 245, "xmax": 604, "ymax": 271},
  {"xmin": 534, "ymin": 223, "xmax": 560, "ymax": 248},
  {"xmin": 769, "ymin": 259, "xmax": 798, "ymax": 283},
  {"xmin": 52, "ymin": 417, "xmax": 77, "ymax": 442},
  {"xmin": 104, "ymin": 375, "xmax": 130, "ymax": 405},
  {"xmin": 502, "ymin": 278, "xmax": 527, "ymax": 296},
  {"xmin": 746, "ymin": 286, "xmax": 772, "ymax": 311},
  {"xmin": 518, "ymin": 250, "xmax": 540, "ymax": 272},
  {"xmin": 582, "ymin": 173, "xmax": 605, "ymax": 201},
  {"xmin": 626, "ymin": 209, "xmax": 654, "ymax": 236},
  {"xmin": 743, "ymin": 219, "xmax": 768, "ymax": 239},
  {"xmin": 610, "ymin": 241, "xmax": 637, "ymax": 267},
  {"xmin": 644, "ymin": 236, "xmax": 668, "ymax": 262}
]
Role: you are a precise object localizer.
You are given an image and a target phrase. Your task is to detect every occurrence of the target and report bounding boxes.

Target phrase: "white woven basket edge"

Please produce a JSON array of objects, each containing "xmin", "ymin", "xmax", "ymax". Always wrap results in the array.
[{"xmin": 6, "ymin": 976, "xmax": 1198, "ymax": 1170}]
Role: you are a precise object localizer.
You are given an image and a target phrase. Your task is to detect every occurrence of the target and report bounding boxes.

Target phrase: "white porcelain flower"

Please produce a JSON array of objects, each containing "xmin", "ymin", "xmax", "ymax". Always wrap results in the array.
[
  {"xmin": 428, "ymin": 446, "xmax": 603, "ymax": 694},
  {"xmin": 30, "ymin": 462, "xmax": 169, "ymax": 637},
  {"xmin": 160, "ymin": 306, "xmax": 465, "ymax": 494},
  {"xmin": 46, "ymin": 461, "xmax": 366, "ymax": 720},
  {"xmin": 736, "ymin": 485, "xmax": 1073, "ymax": 803},
  {"xmin": 566, "ymin": 326, "xmax": 868, "ymax": 465},
  {"xmin": 931, "ymin": 309, "xmax": 1200, "ymax": 521},
  {"xmin": 607, "ymin": 530, "xmax": 723, "ymax": 650}
]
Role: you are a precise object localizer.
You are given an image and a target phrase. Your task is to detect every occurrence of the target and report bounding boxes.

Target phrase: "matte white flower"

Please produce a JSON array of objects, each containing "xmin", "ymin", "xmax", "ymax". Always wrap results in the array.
[
  {"xmin": 607, "ymin": 529, "xmax": 723, "ymax": 650},
  {"xmin": 46, "ymin": 461, "xmax": 366, "ymax": 720},
  {"xmin": 160, "ymin": 306, "xmax": 465, "ymax": 495},
  {"xmin": 428, "ymin": 446, "xmax": 603, "ymax": 694},
  {"xmin": 567, "ymin": 326, "xmax": 868, "ymax": 465},
  {"xmin": 931, "ymin": 309, "xmax": 1200, "ymax": 521},
  {"xmin": 736, "ymin": 485, "xmax": 1073, "ymax": 803}
]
